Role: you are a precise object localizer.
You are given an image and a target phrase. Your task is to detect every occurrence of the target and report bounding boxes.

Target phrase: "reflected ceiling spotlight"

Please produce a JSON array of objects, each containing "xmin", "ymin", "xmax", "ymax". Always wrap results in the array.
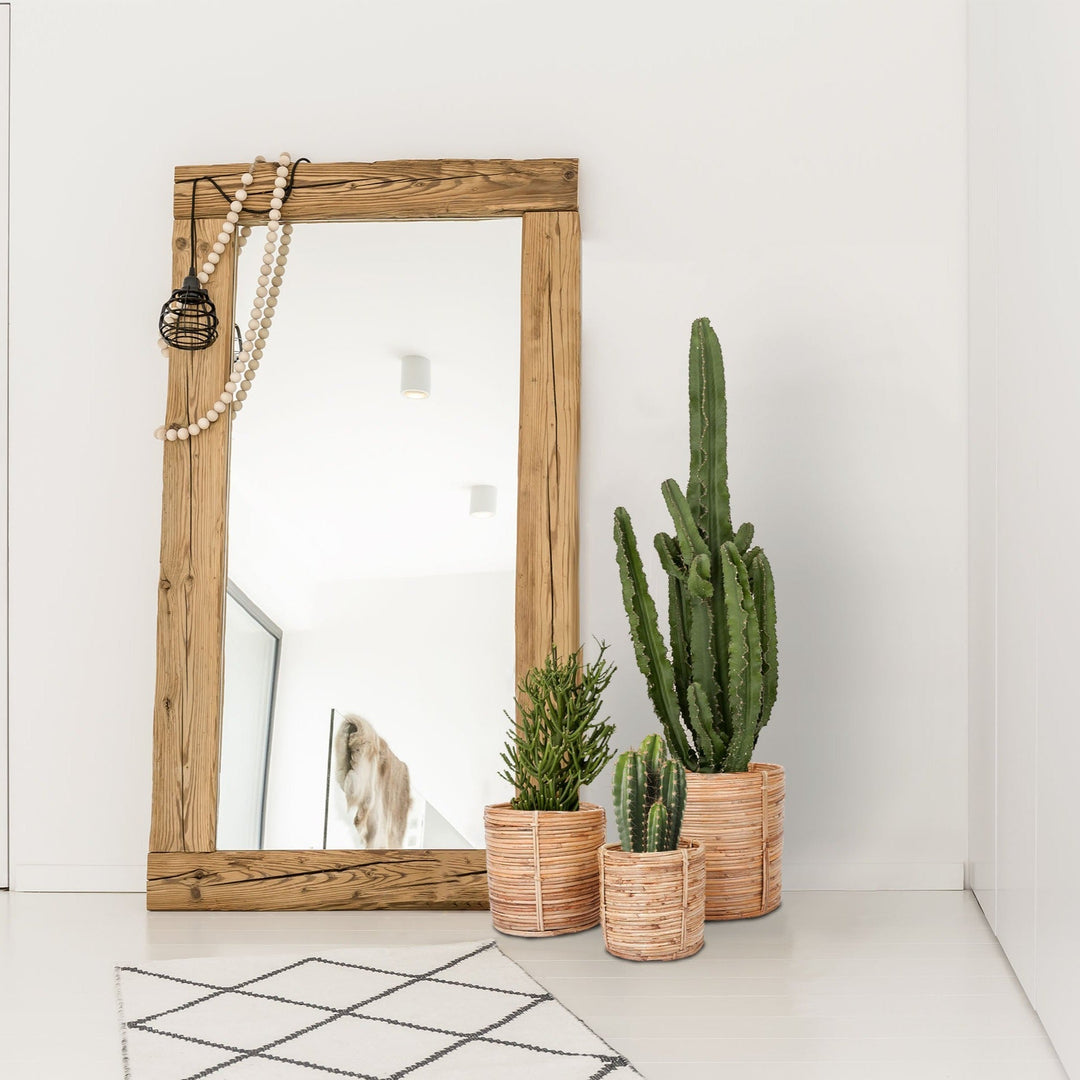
[
  {"xmin": 400, "ymin": 354, "xmax": 431, "ymax": 399},
  {"xmin": 469, "ymin": 485, "xmax": 498, "ymax": 519}
]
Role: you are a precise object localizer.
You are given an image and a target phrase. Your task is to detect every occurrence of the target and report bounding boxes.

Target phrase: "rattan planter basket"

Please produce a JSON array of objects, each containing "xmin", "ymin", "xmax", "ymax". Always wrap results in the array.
[
  {"xmin": 598, "ymin": 839, "xmax": 706, "ymax": 961},
  {"xmin": 483, "ymin": 802, "xmax": 606, "ymax": 937},
  {"xmin": 680, "ymin": 762, "xmax": 785, "ymax": 920}
]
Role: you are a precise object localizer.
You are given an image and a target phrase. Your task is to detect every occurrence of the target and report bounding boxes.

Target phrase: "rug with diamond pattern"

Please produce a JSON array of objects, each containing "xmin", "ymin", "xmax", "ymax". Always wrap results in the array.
[{"xmin": 115, "ymin": 938, "xmax": 639, "ymax": 1079}]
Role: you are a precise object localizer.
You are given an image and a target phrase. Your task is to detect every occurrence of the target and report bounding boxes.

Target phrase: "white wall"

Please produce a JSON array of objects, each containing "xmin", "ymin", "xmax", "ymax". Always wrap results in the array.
[
  {"xmin": 8, "ymin": 0, "xmax": 968, "ymax": 892},
  {"xmin": 968, "ymin": 2, "xmax": 1080, "ymax": 1074},
  {"xmin": 263, "ymin": 572, "xmax": 515, "ymax": 851}
]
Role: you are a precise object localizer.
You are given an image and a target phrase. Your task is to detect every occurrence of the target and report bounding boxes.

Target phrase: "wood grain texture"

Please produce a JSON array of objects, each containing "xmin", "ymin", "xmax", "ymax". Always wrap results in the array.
[
  {"xmin": 516, "ymin": 211, "xmax": 581, "ymax": 680},
  {"xmin": 174, "ymin": 159, "xmax": 578, "ymax": 222},
  {"xmin": 147, "ymin": 850, "xmax": 489, "ymax": 911},
  {"xmin": 149, "ymin": 218, "xmax": 235, "ymax": 853}
]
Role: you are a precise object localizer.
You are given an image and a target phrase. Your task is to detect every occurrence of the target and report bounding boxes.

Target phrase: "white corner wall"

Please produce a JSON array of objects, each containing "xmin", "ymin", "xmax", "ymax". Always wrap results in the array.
[
  {"xmin": 8, "ymin": 0, "xmax": 967, "ymax": 892},
  {"xmin": 968, "ymin": 1, "xmax": 1080, "ymax": 1074}
]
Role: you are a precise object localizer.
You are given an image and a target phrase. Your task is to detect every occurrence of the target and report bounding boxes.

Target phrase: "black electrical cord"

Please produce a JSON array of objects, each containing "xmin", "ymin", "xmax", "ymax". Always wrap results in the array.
[{"xmin": 176, "ymin": 157, "xmax": 312, "ymax": 217}]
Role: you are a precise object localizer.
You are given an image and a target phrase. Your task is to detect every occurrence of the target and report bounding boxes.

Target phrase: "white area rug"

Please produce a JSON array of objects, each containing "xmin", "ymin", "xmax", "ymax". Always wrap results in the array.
[{"xmin": 116, "ymin": 939, "xmax": 639, "ymax": 1079}]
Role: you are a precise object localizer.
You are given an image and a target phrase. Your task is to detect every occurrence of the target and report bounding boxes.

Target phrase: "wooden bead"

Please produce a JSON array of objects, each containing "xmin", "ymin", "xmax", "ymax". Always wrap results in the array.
[
  {"xmin": 166, "ymin": 428, "xmax": 178, "ymax": 441},
  {"xmin": 230, "ymin": 200, "xmax": 243, "ymax": 213},
  {"xmin": 207, "ymin": 252, "xmax": 220, "ymax": 264},
  {"xmin": 258, "ymin": 274, "xmax": 269, "ymax": 286},
  {"xmin": 197, "ymin": 271, "xmax": 209, "ymax": 283},
  {"xmin": 234, "ymin": 189, "xmax": 247, "ymax": 202},
  {"xmin": 220, "ymin": 392, "xmax": 233, "ymax": 403},
  {"xmin": 154, "ymin": 426, "xmax": 166, "ymax": 440},
  {"xmin": 177, "ymin": 427, "xmax": 189, "ymax": 440},
  {"xmin": 197, "ymin": 417, "xmax": 211, "ymax": 430},
  {"xmin": 277, "ymin": 164, "xmax": 289, "ymax": 177},
  {"xmin": 213, "ymin": 401, "xmax": 227, "ymax": 414},
  {"xmin": 269, "ymin": 197, "xmax": 283, "ymax": 210},
  {"xmin": 248, "ymin": 358, "xmax": 260, "ymax": 369},
  {"xmin": 225, "ymin": 382, "xmax": 237, "ymax": 393},
  {"xmin": 244, "ymin": 330, "xmax": 256, "ymax": 341},
  {"xmin": 222, "ymin": 221, "xmax": 235, "ymax": 233},
  {"xmin": 212, "ymin": 242, "xmax": 225, "ymax": 254},
  {"xmin": 241, "ymin": 380, "xmax": 252, "ymax": 391},
  {"xmin": 268, "ymin": 208, "xmax": 281, "ymax": 220},
  {"xmin": 226, "ymin": 210, "xmax": 240, "ymax": 224},
  {"xmin": 232, "ymin": 400, "xmax": 243, "ymax": 412},
  {"xmin": 282, "ymin": 223, "xmax": 293, "ymax": 234},
  {"xmin": 235, "ymin": 389, "xmax": 247, "ymax": 400},
  {"xmin": 256, "ymin": 328, "xmax": 269, "ymax": 340},
  {"xmin": 240, "ymin": 225, "xmax": 252, "ymax": 237},
  {"xmin": 187, "ymin": 423, "xmax": 200, "ymax": 436},
  {"xmin": 241, "ymin": 172, "xmax": 254, "ymax": 186},
  {"xmin": 202, "ymin": 262, "xmax": 214, "ymax": 274},
  {"xmin": 278, "ymin": 152, "xmax": 291, "ymax": 165}
]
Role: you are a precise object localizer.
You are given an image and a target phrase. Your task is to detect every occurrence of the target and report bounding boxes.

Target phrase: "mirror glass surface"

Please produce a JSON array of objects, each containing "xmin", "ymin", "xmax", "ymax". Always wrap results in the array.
[{"xmin": 216, "ymin": 220, "xmax": 520, "ymax": 850}]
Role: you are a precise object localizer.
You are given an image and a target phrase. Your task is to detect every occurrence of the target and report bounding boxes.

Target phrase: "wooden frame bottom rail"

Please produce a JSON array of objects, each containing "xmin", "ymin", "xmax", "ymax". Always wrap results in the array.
[{"xmin": 147, "ymin": 850, "xmax": 489, "ymax": 911}]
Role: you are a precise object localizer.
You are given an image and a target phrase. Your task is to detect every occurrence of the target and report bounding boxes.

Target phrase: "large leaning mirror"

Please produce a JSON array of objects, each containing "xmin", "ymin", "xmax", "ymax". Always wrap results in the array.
[
  {"xmin": 218, "ymin": 220, "xmax": 521, "ymax": 853},
  {"xmin": 148, "ymin": 159, "xmax": 580, "ymax": 910}
]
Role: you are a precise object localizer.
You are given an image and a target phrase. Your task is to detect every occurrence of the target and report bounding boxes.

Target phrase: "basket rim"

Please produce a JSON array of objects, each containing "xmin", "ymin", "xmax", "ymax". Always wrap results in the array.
[
  {"xmin": 600, "ymin": 839, "xmax": 704, "ymax": 862},
  {"xmin": 684, "ymin": 761, "xmax": 783, "ymax": 774},
  {"xmin": 484, "ymin": 800, "xmax": 605, "ymax": 818}
]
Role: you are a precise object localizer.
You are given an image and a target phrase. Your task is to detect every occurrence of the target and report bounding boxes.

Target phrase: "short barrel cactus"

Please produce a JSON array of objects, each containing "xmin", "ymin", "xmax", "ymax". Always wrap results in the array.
[{"xmin": 613, "ymin": 735, "xmax": 687, "ymax": 853}]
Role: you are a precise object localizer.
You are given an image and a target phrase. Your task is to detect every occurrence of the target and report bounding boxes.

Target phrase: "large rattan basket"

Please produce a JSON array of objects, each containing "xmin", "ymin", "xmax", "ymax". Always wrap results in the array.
[
  {"xmin": 599, "ymin": 839, "xmax": 706, "ymax": 961},
  {"xmin": 680, "ymin": 762, "xmax": 785, "ymax": 920},
  {"xmin": 483, "ymin": 802, "xmax": 606, "ymax": 937}
]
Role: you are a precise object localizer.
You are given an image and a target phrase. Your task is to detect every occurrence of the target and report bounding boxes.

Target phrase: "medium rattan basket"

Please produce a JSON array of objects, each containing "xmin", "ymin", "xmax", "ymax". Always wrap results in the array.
[
  {"xmin": 680, "ymin": 762, "xmax": 785, "ymax": 920},
  {"xmin": 599, "ymin": 839, "xmax": 706, "ymax": 961},
  {"xmin": 483, "ymin": 802, "xmax": 606, "ymax": 937}
]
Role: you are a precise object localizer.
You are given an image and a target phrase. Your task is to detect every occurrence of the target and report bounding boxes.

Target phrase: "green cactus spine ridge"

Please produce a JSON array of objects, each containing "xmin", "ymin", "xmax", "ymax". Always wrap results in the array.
[
  {"xmin": 612, "ymin": 736, "xmax": 687, "ymax": 853},
  {"xmin": 613, "ymin": 317, "xmax": 779, "ymax": 774},
  {"xmin": 646, "ymin": 802, "xmax": 668, "ymax": 852}
]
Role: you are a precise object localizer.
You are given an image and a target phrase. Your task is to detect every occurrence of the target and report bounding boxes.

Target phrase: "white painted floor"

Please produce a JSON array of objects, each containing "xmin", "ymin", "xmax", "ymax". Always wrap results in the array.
[{"xmin": 0, "ymin": 890, "xmax": 1066, "ymax": 1079}]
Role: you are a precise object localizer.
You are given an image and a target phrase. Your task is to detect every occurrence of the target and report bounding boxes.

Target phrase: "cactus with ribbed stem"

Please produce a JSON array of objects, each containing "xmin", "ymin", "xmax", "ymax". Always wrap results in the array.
[
  {"xmin": 614, "ymin": 317, "xmax": 778, "ymax": 774},
  {"xmin": 613, "ymin": 735, "xmax": 687, "ymax": 852}
]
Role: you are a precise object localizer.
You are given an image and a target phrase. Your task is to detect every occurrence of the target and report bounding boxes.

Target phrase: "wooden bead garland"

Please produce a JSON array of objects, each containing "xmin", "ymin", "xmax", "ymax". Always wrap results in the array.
[{"xmin": 155, "ymin": 152, "xmax": 294, "ymax": 442}]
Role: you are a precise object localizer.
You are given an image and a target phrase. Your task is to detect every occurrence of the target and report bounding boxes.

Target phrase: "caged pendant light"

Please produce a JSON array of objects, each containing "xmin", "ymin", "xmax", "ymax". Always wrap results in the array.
[{"xmin": 158, "ymin": 180, "xmax": 220, "ymax": 351}]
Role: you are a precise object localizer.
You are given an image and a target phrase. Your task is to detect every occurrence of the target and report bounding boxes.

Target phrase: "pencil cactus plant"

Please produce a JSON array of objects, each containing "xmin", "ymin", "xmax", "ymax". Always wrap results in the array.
[
  {"xmin": 498, "ymin": 643, "xmax": 617, "ymax": 811},
  {"xmin": 614, "ymin": 317, "xmax": 778, "ymax": 774},
  {"xmin": 613, "ymin": 735, "xmax": 687, "ymax": 852}
]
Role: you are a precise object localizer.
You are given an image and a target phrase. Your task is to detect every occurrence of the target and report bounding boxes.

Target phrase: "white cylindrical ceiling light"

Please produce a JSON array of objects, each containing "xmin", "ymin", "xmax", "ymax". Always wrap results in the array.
[
  {"xmin": 400, "ymin": 354, "xmax": 431, "ymax": 399},
  {"xmin": 469, "ymin": 485, "xmax": 497, "ymax": 519}
]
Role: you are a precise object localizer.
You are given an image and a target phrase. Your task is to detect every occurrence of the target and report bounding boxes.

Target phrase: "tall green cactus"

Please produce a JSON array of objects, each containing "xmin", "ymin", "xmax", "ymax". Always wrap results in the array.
[
  {"xmin": 613, "ymin": 735, "xmax": 687, "ymax": 852},
  {"xmin": 614, "ymin": 318, "xmax": 778, "ymax": 774}
]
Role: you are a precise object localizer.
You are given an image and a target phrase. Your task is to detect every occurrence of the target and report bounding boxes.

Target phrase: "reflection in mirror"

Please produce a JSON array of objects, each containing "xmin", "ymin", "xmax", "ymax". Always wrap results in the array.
[{"xmin": 218, "ymin": 221, "xmax": 521, "ymax": 850}]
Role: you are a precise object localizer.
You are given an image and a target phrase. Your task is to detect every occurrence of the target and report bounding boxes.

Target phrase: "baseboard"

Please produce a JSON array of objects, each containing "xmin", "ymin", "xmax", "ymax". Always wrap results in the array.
[
  {"xmin": 11, "ymin": 860, "xmax": 966, "ymax": 894},
  {"xmin": 13, "ymin": 863, "xmax": 145, "ymax": 892},
  {"xmin": 783, "ymin": 861, "xmax": 966, "ymax": 890}
]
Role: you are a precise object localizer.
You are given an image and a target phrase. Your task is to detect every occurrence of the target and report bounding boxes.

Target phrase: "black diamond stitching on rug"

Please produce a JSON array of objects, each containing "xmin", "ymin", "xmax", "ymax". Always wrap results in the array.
[{"xmin": 119, "ymin": 940, "xmax": 638, "ymax": 1079}]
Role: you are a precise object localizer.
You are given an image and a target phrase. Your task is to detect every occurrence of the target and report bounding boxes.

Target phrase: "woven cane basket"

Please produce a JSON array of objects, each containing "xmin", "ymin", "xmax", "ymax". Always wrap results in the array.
[
  {"xmin": 680, "ymin": 763, "xmax": 785, "ymax": 920},
  {"xmin": 599, "ymin": 839, "xmax": 706, "ymax": 961},
  {"xmin": 483, "ymin": 802, "xmax": 606, "ymax": 937}
]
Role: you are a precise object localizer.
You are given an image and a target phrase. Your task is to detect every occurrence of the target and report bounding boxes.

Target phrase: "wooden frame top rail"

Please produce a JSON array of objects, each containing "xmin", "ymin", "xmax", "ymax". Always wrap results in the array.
[{"xmin": 174, "ymin": 158, "xmax": 578, "ymax": 222}]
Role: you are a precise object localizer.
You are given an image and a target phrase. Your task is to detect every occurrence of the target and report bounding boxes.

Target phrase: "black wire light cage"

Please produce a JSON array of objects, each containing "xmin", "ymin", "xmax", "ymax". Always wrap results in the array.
[{"xmin": 158, "ymin": 179, "xmax": 220, "ymax": 351}]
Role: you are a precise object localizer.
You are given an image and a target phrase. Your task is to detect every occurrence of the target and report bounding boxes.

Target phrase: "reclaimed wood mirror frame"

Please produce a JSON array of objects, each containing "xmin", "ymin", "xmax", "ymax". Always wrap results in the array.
[{"xmin": 148, "ymin": 158, "xmax": 580, "ymax": 911}]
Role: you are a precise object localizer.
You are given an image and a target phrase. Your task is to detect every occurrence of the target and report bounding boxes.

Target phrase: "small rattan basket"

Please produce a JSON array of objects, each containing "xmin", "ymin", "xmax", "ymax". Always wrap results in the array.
[
  {"xmin": 599, "ymin": 839, "xmax": 706, "ymax": 961},
  {"xmin": 680, "ymin": 762, "xmax": 785, "ymax": 920},
  {"xmin": 483, "ymin": 802, "xmax": 606, "ymax": 937}
]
